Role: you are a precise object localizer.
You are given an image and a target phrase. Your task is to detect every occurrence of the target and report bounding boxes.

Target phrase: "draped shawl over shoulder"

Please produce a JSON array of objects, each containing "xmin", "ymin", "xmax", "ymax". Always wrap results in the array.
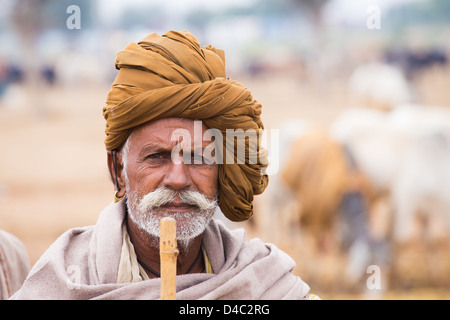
[
  {"xmin": 102, "ymin": 30, "xmax": 268, "ymax": 222},
  {"xmin": 11, "ymin": 201, "xmax": 310, "ymax": 300}
]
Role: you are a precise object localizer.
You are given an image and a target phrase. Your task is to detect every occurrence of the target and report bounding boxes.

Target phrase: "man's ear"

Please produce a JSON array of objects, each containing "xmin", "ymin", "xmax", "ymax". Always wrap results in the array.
[{"xmin": 107, "ymin": 150, "xmax": 126, "ymax": 198}]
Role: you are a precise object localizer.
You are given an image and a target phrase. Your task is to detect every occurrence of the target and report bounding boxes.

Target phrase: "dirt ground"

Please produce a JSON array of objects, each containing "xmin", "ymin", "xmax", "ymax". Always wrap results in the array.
[{"xmin": 0, "ymin": 74, "xmax": 448, "ymax": 299}]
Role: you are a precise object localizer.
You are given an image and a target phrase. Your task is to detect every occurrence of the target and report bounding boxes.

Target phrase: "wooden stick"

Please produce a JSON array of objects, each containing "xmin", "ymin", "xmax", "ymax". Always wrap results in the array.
[{"xmin": 160, "ymin": 217, "xmax": 178, "ymax": 300}]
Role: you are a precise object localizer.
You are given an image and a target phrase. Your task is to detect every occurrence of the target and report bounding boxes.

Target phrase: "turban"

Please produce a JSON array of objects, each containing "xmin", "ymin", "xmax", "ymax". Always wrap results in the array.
[{"xmin": 102, "ymin": 30, "xmax": 268, "ymax": 222}]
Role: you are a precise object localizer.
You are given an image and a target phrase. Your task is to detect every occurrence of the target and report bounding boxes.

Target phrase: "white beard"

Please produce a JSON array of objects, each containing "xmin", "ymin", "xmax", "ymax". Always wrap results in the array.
[{"xmin": 126, "ymin": 187, "xmax": 218, "ymax": 246}]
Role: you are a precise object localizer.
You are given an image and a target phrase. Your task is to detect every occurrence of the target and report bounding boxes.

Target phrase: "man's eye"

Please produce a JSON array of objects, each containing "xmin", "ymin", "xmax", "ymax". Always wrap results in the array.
[
  {"xmin": 145, "ymin": 152, "xmax": 170, "ymax": 161},
  {"xmin": 147, "ymin": 153, "xmax": 162, "ymax": 159},
  {"xmin": 144, "ymin": 153, "xmax": 159, "ymax": 160}
]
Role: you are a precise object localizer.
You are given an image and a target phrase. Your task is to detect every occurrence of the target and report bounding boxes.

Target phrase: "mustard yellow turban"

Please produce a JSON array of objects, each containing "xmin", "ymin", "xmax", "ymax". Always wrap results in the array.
[{"xmin": 102, "ymin": 30, "xmax": 268, "ymax": 222}]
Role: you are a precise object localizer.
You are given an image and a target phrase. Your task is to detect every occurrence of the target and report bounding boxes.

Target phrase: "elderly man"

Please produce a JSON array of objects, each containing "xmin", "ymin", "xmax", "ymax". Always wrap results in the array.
[{"xmin": 12, "ymin": 30, "xmax": 315, "ymax": 299}]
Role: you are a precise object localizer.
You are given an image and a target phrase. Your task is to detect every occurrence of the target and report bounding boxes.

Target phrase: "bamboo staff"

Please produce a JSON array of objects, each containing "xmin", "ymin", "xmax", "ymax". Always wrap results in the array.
[{"xmin": 160, "ymin": 217, "xmax": 178, "ymax": 300}]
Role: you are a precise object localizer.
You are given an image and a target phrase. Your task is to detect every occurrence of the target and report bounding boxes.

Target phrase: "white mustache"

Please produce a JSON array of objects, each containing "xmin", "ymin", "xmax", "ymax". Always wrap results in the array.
[{"xmin": 137, "ymin": 188, "xmax": 218, "ymax": 213}]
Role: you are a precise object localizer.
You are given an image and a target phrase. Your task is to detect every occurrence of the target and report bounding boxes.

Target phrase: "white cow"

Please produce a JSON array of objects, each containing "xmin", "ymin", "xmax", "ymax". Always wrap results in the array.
[{"xmin": 330, "ymin": 104, "xmax": 450, "ymax": 244}]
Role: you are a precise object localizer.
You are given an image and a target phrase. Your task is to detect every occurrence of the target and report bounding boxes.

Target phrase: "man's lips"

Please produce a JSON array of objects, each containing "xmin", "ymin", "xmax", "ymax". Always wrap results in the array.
[{"xmin": 159, "ymin": 202, "xmax": 196, "ymax": 212}]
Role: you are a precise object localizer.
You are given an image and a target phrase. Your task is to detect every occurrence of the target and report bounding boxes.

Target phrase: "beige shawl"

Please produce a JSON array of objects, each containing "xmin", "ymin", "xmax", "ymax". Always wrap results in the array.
[
  {"xmin": 0, "ymin": 230, "xmax": 30, "ymax": 299},
  {"xmin": 11, "ymin": 201, "xmax": 310, "ymax": 300}
]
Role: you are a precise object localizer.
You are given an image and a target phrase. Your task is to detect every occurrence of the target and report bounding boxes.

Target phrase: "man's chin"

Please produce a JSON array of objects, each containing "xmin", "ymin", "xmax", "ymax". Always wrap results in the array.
[{"xmin": 141, "ymin": 209, "xmax": 208, "ymax": 239}]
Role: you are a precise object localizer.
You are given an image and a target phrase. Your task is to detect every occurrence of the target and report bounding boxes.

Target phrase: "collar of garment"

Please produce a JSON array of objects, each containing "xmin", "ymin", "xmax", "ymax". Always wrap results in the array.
[{"xmin": 117, "ymin": 223, "xmax": 213, "ymax": 283}]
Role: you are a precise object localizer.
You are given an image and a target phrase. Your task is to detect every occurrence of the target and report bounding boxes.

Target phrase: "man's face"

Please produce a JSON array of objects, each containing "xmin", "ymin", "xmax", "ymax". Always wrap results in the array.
[{"xmin": 122, "ymin": 118, "xmax": 219, "ymax": 242}]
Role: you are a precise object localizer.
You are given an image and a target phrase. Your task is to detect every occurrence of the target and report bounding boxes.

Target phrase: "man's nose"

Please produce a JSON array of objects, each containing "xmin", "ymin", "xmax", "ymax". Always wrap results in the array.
[{"xmin": 162, "ymin": 161, "xmax": 192, "ymax": 191}]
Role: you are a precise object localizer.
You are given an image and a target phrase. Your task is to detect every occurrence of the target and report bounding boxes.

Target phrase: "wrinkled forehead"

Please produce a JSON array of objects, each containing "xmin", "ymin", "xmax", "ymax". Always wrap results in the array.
[{"xmin": 127, "ymin": 117, "xmax": 210, "ymax": 152}]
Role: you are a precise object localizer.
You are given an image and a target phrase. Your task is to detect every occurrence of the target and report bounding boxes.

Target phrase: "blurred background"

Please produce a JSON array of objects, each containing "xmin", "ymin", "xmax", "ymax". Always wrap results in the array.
[{"xmin": 0, "ymin": 0, "xmax": 449, "ymax": 299}]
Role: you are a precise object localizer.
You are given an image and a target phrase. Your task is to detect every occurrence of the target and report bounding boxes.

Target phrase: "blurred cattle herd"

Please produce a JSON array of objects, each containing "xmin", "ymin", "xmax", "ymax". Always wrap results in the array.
[{"xmin": 252, "ymin": 49, "xmax": 450, "ymax": 295}]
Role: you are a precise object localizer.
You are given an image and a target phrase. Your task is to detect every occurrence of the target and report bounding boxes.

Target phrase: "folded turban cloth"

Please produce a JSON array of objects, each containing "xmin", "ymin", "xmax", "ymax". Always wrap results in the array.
[{"xmin": 102, "ymin": 30, "xmax": 268, "ymax": 222}]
